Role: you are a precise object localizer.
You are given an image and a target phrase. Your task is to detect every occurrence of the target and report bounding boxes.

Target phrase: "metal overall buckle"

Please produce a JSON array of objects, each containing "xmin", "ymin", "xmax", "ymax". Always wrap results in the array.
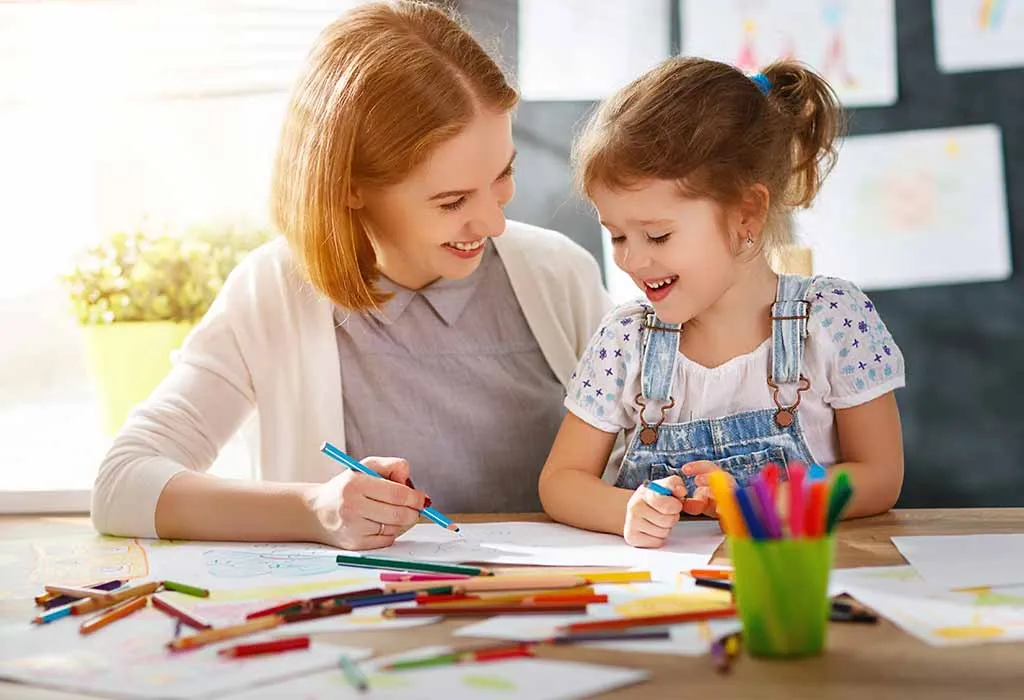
[
  {"xmin": 634, "ymin": 394, "xmax": 676, "ymax": 445},
  {"xmin": 766, "ymin": 375, "xmax": 811, "ymax": 428}
]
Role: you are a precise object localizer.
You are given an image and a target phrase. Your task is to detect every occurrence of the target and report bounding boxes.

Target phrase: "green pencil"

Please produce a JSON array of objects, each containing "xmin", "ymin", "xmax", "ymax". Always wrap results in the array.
[
  {"xmin": 825, "ymin": 471, "xmax": 854, "ymax": 534},
  {"xmin": 338, "ymin": 654, "xmax": 369, "ymax": 693},
  {"xmin": 335, "ymin": 554, "xmax": 490, "ymax": 577},
  {"xmin": 161, "ymin": 580, "xmax": 210, "ymax": 598}
]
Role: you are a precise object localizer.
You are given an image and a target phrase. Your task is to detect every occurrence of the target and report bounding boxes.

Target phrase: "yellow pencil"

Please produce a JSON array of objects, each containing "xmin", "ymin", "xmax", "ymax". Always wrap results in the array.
[{"xmin": 708, "ymin": 471, "xmax": 746, "ymax": 537}]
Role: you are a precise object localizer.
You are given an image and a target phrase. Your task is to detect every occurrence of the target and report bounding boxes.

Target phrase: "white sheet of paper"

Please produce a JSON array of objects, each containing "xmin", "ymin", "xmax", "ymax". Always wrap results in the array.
[
  {"xmin": 891, "ymin": 534, "xmax": 1024, "ymax": 589},
  {"xmin": 680, "ymin": 0, "xmax": 898, "ymax": 107},
  {"xmin": 0, "ymin": 607, "xmax": 371, "ymax": 699},
  {"xmin": 833, "ymin": 565, "xmax": 1024, "ymax": 647},
  {"xmin": 353, "ymin": 521, "xmax": 723, "ymax": 579},
  {"xmin": 518, "ymin": 0, "xmax": 671, "ymax": 100},
  {"xmin": 934, "ymin": 0, "xmax": 1024, "ymax": 73},
  {"xmin": 798, "ymin": 124, "xmax": 1012, "ymax": 290},
  {"xmin": 226, "ymin": 655, "xmax": 650, "ymax": 700}
]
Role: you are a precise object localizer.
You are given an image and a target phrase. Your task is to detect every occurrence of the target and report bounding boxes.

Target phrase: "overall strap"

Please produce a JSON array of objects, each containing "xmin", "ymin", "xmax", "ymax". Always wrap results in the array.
[
  {"xmin": 639, "ymin": 309, "xmax": 682, "ymax": 402},
  {"xmin": 770, "ymin": 274, "xmax": 815, "ymax": 385}
]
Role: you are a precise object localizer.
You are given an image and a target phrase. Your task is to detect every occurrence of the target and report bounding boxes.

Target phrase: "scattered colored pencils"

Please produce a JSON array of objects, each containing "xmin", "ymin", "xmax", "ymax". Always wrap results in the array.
[
  {"xmin": 152, "ymin": 594, "xmax": 213, "ymax": 630},
  {"xmin": 168, "ymin": 615, "xmax": 282, "ymax": 652},
  {"xmin": 218, "ymin": 635, "xmax": 310, "ymax": 658},
  {"xmin": 162, "ymin": 580, "xmax": 210, "ymax": 598},
  {"xmin": 79, "ymin": 594, "xmax": 148, "ymax": 635},
  {"xmin": 71, "ymin": 581, "xmax": 161, "ymax": 615},
  {"xmin": 335, "ymin": 554, "xmax": 489, "ymax": 577},
  {"xmin": 381, "ymin": 644, "xmax": 533, "ymax": 671},
  {"xmin": 383, "ymin": 603, "xmax": 590, "ymax": 618},
  {"xmin": 320, "ymin": 441, "xmax": 460, "ymax": 533}
]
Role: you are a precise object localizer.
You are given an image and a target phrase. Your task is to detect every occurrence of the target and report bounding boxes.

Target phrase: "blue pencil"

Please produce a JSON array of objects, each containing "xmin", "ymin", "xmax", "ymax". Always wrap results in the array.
[
  {"xmin": 644, "ymin": 480, "xmax": 675, "ymax": 497},
  {"xmin": 344, "ymin": 591, "xmax": 418, "ymax": 608},
  {"xmin": 320, "ymin": 441, "xmax": 461, "ymax": 533},
  {"xmin": 734, "ymin": 487, "xmax": 768, "ymax": 540}
]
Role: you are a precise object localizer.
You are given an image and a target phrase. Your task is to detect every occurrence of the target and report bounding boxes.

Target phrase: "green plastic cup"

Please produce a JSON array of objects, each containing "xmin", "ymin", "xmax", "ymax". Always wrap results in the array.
[{"xmin": 729, "ymin": 535, "xmax": 835, "ymax": 658}]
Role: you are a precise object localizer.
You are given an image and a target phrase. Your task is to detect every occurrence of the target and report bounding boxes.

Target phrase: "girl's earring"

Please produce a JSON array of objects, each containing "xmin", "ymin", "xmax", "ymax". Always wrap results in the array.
[{"xmin": 745, "ymin": 233, "xmax": 754, "ymax": 247}]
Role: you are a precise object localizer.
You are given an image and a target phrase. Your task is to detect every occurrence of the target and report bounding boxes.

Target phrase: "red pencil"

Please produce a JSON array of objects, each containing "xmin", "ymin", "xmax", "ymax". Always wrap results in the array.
[
  {"xmin": 152, "ymin": 594, "xmax": 213, "ymax": 630},
  {"xmin": 415, "ymin": 593, "xmax": 473, "ymax": 605},
  {"xmin": 379, "ymin": 572, "xmax": 471, "ymax": 582},
  {"xmin": 563, "ymin": 606, "xmax": 737, "ymax": 633},
  {"xmin": 245, "ymin": 600, "xmax": 306, "ymax": 620},
  {"xmin": 217, "ymin": 635, "xmax": 310, "ymax": 658},
  {"xmin": 383, "ymin": 603, "xmax": 589, "ymax": 618},
  {"xmin": 762, "ymin": 463, "xmax": 780, "ymax": 502}
]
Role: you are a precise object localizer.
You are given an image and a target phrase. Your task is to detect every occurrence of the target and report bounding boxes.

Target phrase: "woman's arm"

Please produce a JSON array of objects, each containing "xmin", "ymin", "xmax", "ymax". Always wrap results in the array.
[
  {"xmin": 539, "ymin": 413, "xmax": 633, "ymax": 535},
  {"xmin": 830, "ymin": 391, "xmax": 904, "ymax": 518}
]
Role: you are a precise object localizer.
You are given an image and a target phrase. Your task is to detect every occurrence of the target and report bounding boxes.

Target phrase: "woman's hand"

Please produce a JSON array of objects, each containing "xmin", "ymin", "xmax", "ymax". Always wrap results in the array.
[
  {"xmin": 623, "ymin": 476, "xmax": 687, "ymax": 548},
  {"xmin": 306, "ymin": 457, "xmax": 429, "ymax": 550}
]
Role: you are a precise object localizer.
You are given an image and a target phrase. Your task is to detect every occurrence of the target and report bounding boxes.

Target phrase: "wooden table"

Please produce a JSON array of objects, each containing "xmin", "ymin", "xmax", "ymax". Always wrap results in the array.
[{"xmin": 2, "ymin": 509, "xmax": 1024, "ymax": 700}]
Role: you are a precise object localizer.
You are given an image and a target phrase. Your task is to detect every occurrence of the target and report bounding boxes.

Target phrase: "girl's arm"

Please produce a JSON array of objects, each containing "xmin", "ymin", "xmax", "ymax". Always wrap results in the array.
[
  {"xmin": 830, "ymin": 391, "xmax": 904, "ymax": 518},
  {"xmin": 538, "ymin": 413, "xmax": 633, "ymax": 535}
]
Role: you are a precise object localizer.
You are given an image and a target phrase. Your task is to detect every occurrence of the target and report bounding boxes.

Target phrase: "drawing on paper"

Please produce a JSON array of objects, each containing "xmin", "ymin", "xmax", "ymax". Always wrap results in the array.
[
  {"xmin": 934, "ymin": 0, "xmax": 1024, "ymax": 72},
  {"xmin": 202, "ymin": 550, "xmax": 338, "ymax": 578},
  {"xmin": 978, "ymin": 0, "xmax": 1007, "ymax": 30},
  {"xmin": 463, "ymin": 674, "xmax": 518, "ymax": 691},
  {"xmin": 682, "ymin": 0, "xmax": 897, "ymax": 107},
  {"xmin": 0, "ymin": 535, "xmax": 149, "ymax": 600}
]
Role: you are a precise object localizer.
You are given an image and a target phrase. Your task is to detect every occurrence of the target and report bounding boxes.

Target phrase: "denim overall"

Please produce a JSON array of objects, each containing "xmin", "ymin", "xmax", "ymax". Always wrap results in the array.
[{"xmin": 615, "ymin": 274, "xmax": 818, "ymax": 494}]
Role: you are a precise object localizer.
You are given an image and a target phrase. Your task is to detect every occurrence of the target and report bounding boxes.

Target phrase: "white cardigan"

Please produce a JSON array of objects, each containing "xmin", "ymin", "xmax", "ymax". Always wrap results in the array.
[{"xmin": 92, "ymin": 221, "xmax": 614, "ymax": 537}]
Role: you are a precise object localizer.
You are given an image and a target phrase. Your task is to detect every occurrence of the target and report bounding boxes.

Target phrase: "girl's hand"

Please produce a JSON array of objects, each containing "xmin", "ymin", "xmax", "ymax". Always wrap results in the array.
[
  {"xmin": 306, "ymin": 457, "xmax": 429, "ymax": 550},
  {"xmin": 681, "ymin": 460, "xmax": 736, "ymax": 518},
  {"xmin": 623, "ymin": 476, "xmax": 687, "ymax": 548}
]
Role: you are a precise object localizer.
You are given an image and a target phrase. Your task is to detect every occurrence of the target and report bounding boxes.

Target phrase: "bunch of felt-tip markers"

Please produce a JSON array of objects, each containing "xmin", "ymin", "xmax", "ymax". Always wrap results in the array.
[{"xmin": 702, "ymin": 462, "xmax": 854, "ymax": 540}]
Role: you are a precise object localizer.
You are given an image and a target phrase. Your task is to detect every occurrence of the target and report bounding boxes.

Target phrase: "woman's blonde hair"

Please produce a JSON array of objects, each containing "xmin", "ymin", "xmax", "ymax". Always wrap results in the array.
[
  {"xmin": 271, "ymin": 1, "xmax": 518, "ymax": 311},
  {"xmin": 573, "ymin": 58, "xmax": 844, "ymax": 255}
]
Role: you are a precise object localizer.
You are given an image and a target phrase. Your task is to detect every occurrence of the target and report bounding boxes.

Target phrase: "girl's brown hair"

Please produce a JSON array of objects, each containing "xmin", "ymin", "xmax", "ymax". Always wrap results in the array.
[
  {"xmin": 271, "ymin": 1, "xmax": 518, "ymax": 311},
  {"xmin": 574, "ymin": 58, "xmax": 844, "ymax": 253}
]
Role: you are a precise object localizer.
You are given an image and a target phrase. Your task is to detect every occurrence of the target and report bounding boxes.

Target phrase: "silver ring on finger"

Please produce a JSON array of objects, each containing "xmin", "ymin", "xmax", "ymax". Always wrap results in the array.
[{"xmin": 376, "ymin": 521, "xmax": 385, "ymax": 537}]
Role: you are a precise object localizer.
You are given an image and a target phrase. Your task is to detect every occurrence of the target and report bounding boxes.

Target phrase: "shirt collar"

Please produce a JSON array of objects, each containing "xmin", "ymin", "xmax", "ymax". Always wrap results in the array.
[{"xmin": 355, "ymin": 240, "xmax": 494, "ymax": 327}]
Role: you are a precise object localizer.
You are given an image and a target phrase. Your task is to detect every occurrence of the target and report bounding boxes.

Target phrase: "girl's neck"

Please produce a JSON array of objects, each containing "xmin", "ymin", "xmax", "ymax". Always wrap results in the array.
[{"xmin": 679, "ymin": 257, "xmax": 779, "ymax": 367}]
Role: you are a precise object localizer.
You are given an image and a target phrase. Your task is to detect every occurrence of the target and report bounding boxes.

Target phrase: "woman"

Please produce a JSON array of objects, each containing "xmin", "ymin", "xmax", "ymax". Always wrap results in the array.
[{"xmin": 90, "ymin": 0, "xmax": 611, "ymax": 550}]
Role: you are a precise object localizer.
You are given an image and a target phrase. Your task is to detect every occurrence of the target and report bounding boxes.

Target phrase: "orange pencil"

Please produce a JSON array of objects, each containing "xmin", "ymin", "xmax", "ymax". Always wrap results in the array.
[
  {"xmin": 79, "ymin": 595, "xmax": 148, "ymax": 635},
  {"xmin": 688, "ymin": 569, "xmax": 733, "ymax": 581},
  {"xmin": 168, "ymin": 615, "xmax": 282, "ymax": 652},
  {"xmin": 384, "ymin": 603, "xmax": 589, "ymax": 617},
  {"xmin": 806, "ymin": 480, "xmax": 828, "ymax": 537}
]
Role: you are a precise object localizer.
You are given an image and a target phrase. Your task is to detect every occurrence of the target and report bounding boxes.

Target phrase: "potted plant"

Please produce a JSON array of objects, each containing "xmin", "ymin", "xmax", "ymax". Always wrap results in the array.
[{"xmin": 62, "ymin": 224, "xmax": 273, "ymax": 435}]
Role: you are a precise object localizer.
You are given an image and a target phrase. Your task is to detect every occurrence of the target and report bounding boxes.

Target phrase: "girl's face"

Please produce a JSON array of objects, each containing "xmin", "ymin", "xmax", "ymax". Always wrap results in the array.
[
  {"xmin": 592, "ymin": 178, "xmax": 745, "ymax": 325},
  {"xmin": 355, "ymin": 109, "xmax": 516, "ymax": 290}
]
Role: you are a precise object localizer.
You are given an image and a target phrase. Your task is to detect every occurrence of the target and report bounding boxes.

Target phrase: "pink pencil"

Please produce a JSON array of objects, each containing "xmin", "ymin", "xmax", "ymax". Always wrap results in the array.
[
  {"xmin": 787, "ymin": 463, "xmax": 807, "ymax": 537},
  {"xmin": 379, "ymin": 572, "xmax": 472, "ymax": 582}
]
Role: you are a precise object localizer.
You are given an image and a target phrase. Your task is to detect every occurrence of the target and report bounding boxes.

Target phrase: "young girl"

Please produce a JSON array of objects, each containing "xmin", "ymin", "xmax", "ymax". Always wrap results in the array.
[{"xmin": 539, "ymin": 58, "xmax": 905, "ymax": 548}]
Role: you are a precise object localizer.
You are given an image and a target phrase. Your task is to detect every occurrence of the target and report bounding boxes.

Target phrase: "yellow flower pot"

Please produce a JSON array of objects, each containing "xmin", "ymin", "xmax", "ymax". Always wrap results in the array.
[{"xmin": 83, "ymin": 321, "xmax": 193, "ymax": 435}]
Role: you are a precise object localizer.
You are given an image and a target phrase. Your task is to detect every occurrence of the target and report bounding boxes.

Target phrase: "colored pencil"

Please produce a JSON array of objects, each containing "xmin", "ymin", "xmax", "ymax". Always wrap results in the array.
[
  {"xmin": 382, "ymin": 644, "xmax": 533, "ymax": 670},
  {"xmin": 320, "ymin": 441, "xmax": 460, "ymax": 533},
  {"xmin": 310, "ymin": 587, "xmax": 383, "ymax": 604},
  {"xmin": 421, "ymin": 592, "xmax": 607, "ymax": 608},
  {"xmin": 563, "ymin": 606, "xmax": 737, "ymax": 633},
  {"xmin": 388, "ymin": 574, "xmax": 586, "ymax": 595},
  {"xmin": 338, "ymin": 654, "xmax": 369, "ymax": 693},
  {"xmin": 379, "ymin": 572, "xmax": 471, "ymax": 582},
  {"xmin": 825, "ymin": 471, "xmax": 854, "ymax": 533},
  {"xmin": 335, "ymin": 553, "xmax": 489, "ymax": 577},
  {"xmin": 693, "ymin": 578, "xmax": 876, "ymax": 623},
  {"xmin": 383, "ymin": 603, "xmax": 590, "ymax": 617},
  {"xmin": 762, "ymin": 463, "xmax": 780, "ymax": 499},
  {"xmin": 577, "ymin": 570, "xmax": 651, "ymax": 584},
  {"xmin": 281, "ymin": 603, "xmax": 354, "ymax": 623},
  {"xmin": 808, "ymin": 463, "xmax": 828, "ymax": 481},
  {"xmin": 218, "ymin": 635, "xmax": 310, "ymax": 658},
  {"xmin": 168, "ymin": 615, "xmax": 282, "ymax": 651},
  {"xmin": 415, "ymin": 593, "xmax": 473, "ymax": 605},
  {"xmin": 71, "ymin": 580, "xmax": 161, "ymax": 615},
  {"xmin": 787, "ymin": 463, "xmax": 807, "ymax": 537},
  {"xmin": 688, "ymin": 568, "xmax": 732, "ymax": 580},
  {"xmin": 162, "ymin": 580, "xmax": 210, "ymax": 598},
  {"xmin": 751, "ymin": 478, "xmax": 782, "ymax": 539},
  {"xmin": 33, "ymin": 603, "xmax": 74, "ymax": 625},
  {"xmin": 39, "ymin": 580, "xmax": 123, "ymax": 609},
  {"xmin": 79, "ymin": 594, "xmax": 148, "ymax": 635},
  {"xmin": 644, "ymin": 480, "xmax": 674, "ymax": 497},
  {"xmin": 549, "ymin": 628, "xmax": 673, "ymax": 644},
  {"xmin": 708, "ymin": 471, "xmax": 746, "ymax": 537},
  {"xmin": 692, "ymin": 577, "xmax": 733, "ymax": 592},
  {"xmin": 805, "ymin": 480, "xmax": 828, "ymax": 537},
  {"xmin": 44, "ymin": 584, "xmax": 116, "ymax": 603},
  {"xmin": 246, "ymin": 599, "xmax": 307, "ymax": 620},
  {"xmin": 151, "ymin": 594, "xmax": 213, "ymax": 630},
  {"xmin": 733, "ymin": 488, "xmax": 767, "ymax": 540}
]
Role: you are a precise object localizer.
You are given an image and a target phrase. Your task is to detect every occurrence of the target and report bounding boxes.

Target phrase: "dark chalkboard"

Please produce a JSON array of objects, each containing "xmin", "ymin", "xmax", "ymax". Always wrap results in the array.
[{"xmin": 457, "ymin": 0, "xmax": 1023, "ymax": 507}]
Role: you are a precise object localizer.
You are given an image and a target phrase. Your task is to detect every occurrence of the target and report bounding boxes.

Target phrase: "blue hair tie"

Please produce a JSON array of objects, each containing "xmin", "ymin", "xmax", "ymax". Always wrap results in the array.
[{"xmin": 750, "ymin": 72, "xmax": 772, "ymax": 95}]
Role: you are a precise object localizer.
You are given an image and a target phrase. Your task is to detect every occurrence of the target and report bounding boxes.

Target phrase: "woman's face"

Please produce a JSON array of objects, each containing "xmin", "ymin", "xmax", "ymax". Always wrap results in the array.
[{"xmin": 356, "ymin": 109, "xmax": 516, "ymax": 290}]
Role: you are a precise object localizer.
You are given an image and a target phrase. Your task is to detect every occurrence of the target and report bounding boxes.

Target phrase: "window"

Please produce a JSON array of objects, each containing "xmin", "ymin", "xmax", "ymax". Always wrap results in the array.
[{"xmin": 0, "ymin": 1, "xmax": 362, "ymax": 512}]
